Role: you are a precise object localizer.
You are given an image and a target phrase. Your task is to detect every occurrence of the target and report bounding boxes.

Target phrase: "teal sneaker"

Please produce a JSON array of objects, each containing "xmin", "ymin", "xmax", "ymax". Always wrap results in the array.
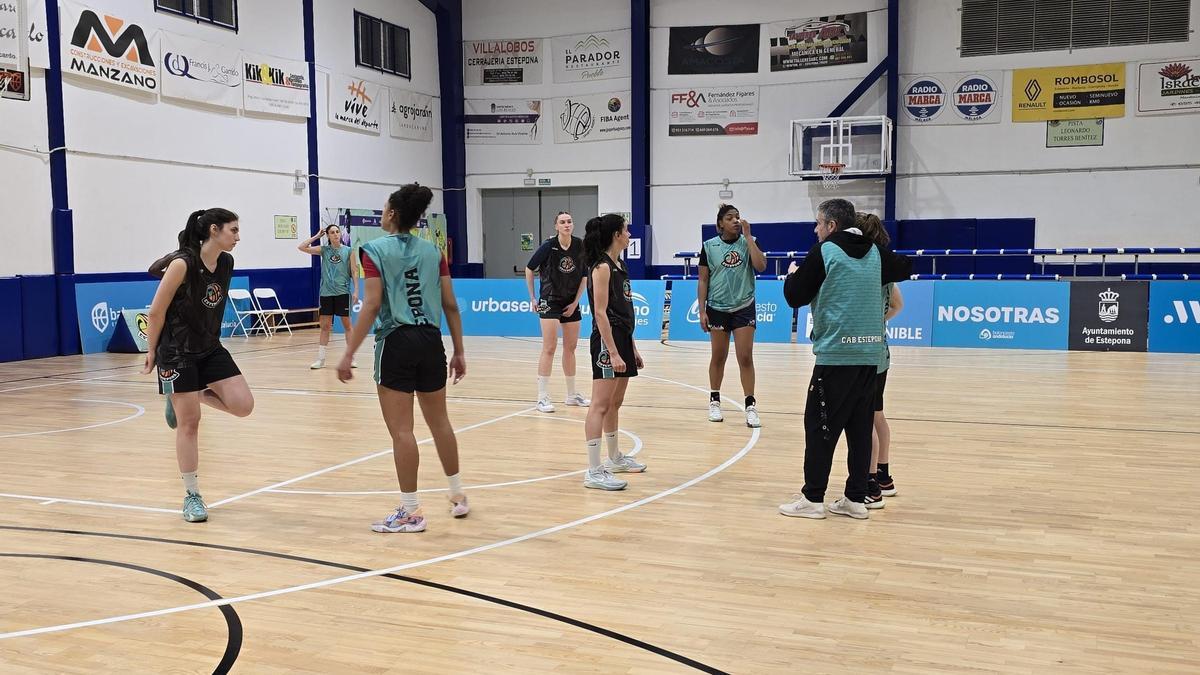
[
  {"xmin": 182, "ymin": 492, "xmax": 208, "ymax": 522},
  {"xmin": 165, "ymin": 396, "xmax": 177, "ymax": 430}
]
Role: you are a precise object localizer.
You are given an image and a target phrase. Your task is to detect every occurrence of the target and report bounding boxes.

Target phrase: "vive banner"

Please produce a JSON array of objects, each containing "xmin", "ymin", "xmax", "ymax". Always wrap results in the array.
[
  {"xmin": 1068, "ymin": 281, "xmax": 1148, "ymax": 352},
  {"xmin": 932, "ymin": 281, "xmax": 1070, "ymax": 350},
  {"xmin": 1148, "ymin": 281, "xmax": 1200, "ymax": 353},
  {"xmin": 666, "ymin": 280, "xmax": 793, "ymax": 343},
  {"xmin": 328, "ymin": 72, "xmax": 383, "ymax": 133}
]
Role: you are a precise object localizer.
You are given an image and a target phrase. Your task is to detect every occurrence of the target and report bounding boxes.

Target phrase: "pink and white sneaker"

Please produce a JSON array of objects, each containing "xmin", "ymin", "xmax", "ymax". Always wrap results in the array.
[
  {"xmin": 449, "ymin": 494, "xmax": 470, "ymax": 518},
  {"xmin": 371, "ymin": 506, "xmax": 426, "ymax": 533}
]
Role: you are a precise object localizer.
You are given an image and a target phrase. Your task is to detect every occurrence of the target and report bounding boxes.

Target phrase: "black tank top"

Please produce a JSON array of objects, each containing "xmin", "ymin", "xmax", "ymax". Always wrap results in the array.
[
  {"xmin": 531, "ymin": 236, "xmax": 585, "ymax": 304},
  {"xmin": 587, "ymin": 253, "xmax": 634, "ymax": 333},
  {"xmin": 156, "ymin": 250, "xmax": 234, "ymax": 364}
]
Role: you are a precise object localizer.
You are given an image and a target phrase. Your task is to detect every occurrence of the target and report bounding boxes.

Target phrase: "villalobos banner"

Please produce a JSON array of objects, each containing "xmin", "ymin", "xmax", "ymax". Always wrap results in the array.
[
  {"xmin": 464, "ymin": 38, "xmax": 542, "ymax": 85},
  {"xmin": 1068, "ymin": 281, "xmax": 1148, "ymax": 352},
  {"xmin": 667, "ymin": 24, "xmax": 759, "ymax": 75}
]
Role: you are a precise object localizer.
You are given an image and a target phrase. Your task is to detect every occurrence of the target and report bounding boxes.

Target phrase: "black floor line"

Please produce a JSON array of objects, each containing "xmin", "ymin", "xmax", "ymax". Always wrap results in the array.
[
  {"xmin": 0, "ymin": 526, "xmax": 727, "ymax": 674},
  {"xmin": 0, "ymin": 552, "xmax": 241, "ymax": 674}
]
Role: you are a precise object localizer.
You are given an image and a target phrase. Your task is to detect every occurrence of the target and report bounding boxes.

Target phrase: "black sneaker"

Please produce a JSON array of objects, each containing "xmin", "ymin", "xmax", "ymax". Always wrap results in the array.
[
  {"xmin": 864, "ymin": 493, "xmax": 885, "ymax": 510},
  {"xmin": 877, "ymin": 476, "xmax": 897, "ymax": 497}
]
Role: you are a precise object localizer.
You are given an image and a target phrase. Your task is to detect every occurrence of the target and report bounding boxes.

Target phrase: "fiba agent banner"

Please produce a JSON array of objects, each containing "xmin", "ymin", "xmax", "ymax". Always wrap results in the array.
[
  {"xmin": 766, "ymin": 14, "xmax": 867, "ymax": 72},
  {"xmin": 899, "ymin": 72, "xmax": 1002, "ymax": 125},
  {"xmin": 1148, "ymin": 281, "xmax": 1200, "ymax": 353},
  {"xmin": 1068, "ymin": 281, "xmax": 1148, "ymax": 352},
  {"xmin": 932, "ymin": 281, "xmax": 1070, "ymax": 350},
  {"xmin": 667, "ymin": 24, "xmax": 759, "ymax": 75},
  {"xmin": 667, "ymin": 280, "xmax": 793, "ymax": 344},
  {"xmin": 1012, "ymin": 62, "xmax": 1125, "ymax": 122},
  {"xmin": 463, "ymin": 38, "xmax": 542, "ymax": 85},
  {"xmin": 554, "ymin": 91, "xmax": 631, "ymax": 144}
]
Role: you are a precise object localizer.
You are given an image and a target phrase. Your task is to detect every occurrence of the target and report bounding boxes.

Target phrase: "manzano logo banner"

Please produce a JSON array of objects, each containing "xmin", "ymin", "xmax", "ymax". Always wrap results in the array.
[{"xmin": 61, "ymin": 0, "xmax": 158, "ymax": 94}]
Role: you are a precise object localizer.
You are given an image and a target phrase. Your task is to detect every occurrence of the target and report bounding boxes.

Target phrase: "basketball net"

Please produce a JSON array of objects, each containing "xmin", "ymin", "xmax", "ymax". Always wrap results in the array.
[{"xmin": 819, "ymin": 163, "xmax": 845, "ymax": 190}]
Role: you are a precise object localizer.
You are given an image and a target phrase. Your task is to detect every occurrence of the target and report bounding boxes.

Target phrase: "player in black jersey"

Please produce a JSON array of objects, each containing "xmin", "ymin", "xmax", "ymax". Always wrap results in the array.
[
  {"xmin": 581, "ymin": 214, "xmax": 646, "ymax": 491},
  {"xmin": 143, "ymin": 208, "xmax": 255, "ymax": 523},
  {"xmin": 524, "ymin": 211, "xmax": 589, "ymax": 413}
]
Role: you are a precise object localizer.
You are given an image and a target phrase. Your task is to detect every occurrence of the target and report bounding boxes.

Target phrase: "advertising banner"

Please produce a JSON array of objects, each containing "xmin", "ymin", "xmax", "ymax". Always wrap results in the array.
[
  {"xmin": 667, "ymin": 24, "xmax": 759, "ymax": 75},
  {"xmin": 1068, "ymin": 281, "xmax": 1148, "ymax": 352},
  {"xmin": 61, "ymin": 0, "xmax": 158, "ymax": 94},
  {"xmin": 328, "ymin": 72, "xmax": 383, "ymax": 133},
  {"xmin": 668, "ymin": 85, "xmax": 759, "ymax": 136},
  {"xmin": 553, "ymin": 90, "xmax": 631, "ymax": 143},
  {"xmin": 552, "ymin": 29, "xmax": 630, "ymax": 83},
  {"xmin": 1137, "ymin": 58, "xmax": 1200, "ymax": 115},
  {"xmin": 900, "ymin": 72, "xmax": 1002, "ymax": 124},
  {"xmin": 932, "ymin": 281, "xmax": 1070, "ymax": 350},
  {"xmin": 241, "ymin": 51, "xmax": 310, "ymax": 117},
  {"xmin": 389, "ymin": 88, "xmax": 434, "ymax": 141},
  {"xmin": 1012, "ymin": 62, "xmax": 1125, "ymax": 122},
  {"xmin": 766, "ymin": 14, "xmax": 867, "ymax": 72},
  {"xmin": 667, "ymin": 280, "xmax": 793, "ymax": 343},
  {"xmin": 463, "ymin": 38, "xmax": 542, "ymax": 85},
  {"xmin": 465, "ymin": 99, "xmax": 541, "ymax": 144},
  {"xmin": 0, "ymin": 0, "xmax": 24, "ymax": 68},
  {"xmin": 159, "ymin": 31, "xmax": 242, "ymax": 108},
  {"xmin": 1148, "ymin": 281, "xmax": 1200, "ymax": 353}
]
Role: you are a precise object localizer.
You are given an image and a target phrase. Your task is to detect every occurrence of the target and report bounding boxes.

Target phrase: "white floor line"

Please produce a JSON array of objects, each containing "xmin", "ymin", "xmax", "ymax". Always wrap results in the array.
[
  {"xmin": 267, "ymin": 426, "xmax": 642, "ymax": 496},
  {"xmin": 206, "ymin": 406, "xmax": 536, "ymax": 509},
  {"xmin": 265, "ymin": 389, "xmax": 523, "ymax": 406},
  {"xmin": 0, "ymin": 422, "xmax": 759, "ymax": 641},
  {"xmin": 0, "ymin": 492, "xmax": 177, "ymax": 514},
  {"xmin": 0, "ymin": 399, "xmax": 145, "ymax": 439}
]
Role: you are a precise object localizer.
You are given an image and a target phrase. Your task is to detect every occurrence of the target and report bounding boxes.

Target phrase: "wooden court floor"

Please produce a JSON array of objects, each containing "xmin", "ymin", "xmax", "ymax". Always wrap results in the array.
[{"xmin": 1, "ymin": 333, "xmax": 1197, "ymax": 674}]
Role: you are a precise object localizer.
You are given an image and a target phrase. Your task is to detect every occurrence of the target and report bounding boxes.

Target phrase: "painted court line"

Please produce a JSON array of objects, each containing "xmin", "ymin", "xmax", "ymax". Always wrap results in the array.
[
  {"xmin": 0, "ymin": 399, "xmax": 145, "ymax": 439},
  {"xmin": 0, "ymin": 492, "xmax": 177, "ymax": 514}
]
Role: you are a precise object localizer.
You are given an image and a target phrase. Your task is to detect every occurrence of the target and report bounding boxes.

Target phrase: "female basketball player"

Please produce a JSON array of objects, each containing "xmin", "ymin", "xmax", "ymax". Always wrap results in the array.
[
  {"xmin": 337, "ymin": 184, "xmax": 469, "ymax": 533},
  {"xmin": 525, "ymin": 211, "xmax": 589, "ymax": 413},
  {"xmin": 143, "ymin": 208, "xmax": 255, "ymax": 523},
  {"xmin": 856, "ymin": 212, "xmax": 902, "ymax": 508},
  {"xmin": 698, "ymin": 203, "xmax": 767, "ymax": 427},
  {"xmin": 581, "ymin": 213, "xmax": 645, "ymax": 491},
  {"xmin": 299, "ymin": 224, "xmax": 359, "ymax": 369}
]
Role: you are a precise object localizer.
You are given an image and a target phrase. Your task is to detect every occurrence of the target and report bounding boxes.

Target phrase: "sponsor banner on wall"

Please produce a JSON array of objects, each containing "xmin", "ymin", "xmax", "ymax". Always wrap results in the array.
[
  {"xmin": 241, "ymin": 51, "xmax": 309, "ymax": 117},
  {"xmin": 1, "ymin": 63, "xmax": 30, "ymax": 100},
  {"xmin": 1012, "ymin": 62, "xmax": 1125, "ymax": 122},
  {"xmin": 667, "ymin": 24, "xmax": 759, "ymax": 75},
  {"xmin": 932, "ymin": 281, "xmax": 1070, "ymax": 350},
  {"xmin": 389, "ymin": 88, "xmax": 434, "ymax": 141},
  {"xmin": 578, "ymin": 280, "xmax": 666, "ymax": 341},
  {"xmin": 1045, "ymin": 118, "xmax": 1104, "ymax": 147},
  {"xmin": 766, "ymin": 13, "xmax": 867, "ymax": 72},
  {"xmin": 0, "ymin": 0, "xmax": 24, "ymax": 68},
  {"xmin": 27, "ymin": 0, "xmax": 48, "ymax": 68},
  {"xmin": 1148, "ymin": 281, "xmax": 1200, "ymax": 353},
  {"xmin": 899, "ymin": 72, "xmax": 1002, "ymax": 124},
  {"xmin": 668, "ymin": 85, "xmax": 758, "ymax": 137},
  {"xmin": 552, "ymin": 29, "xmax": 630, "ymax": 83},
  {"xmin": 464, "ymin": 98, "xmax": 541, "ymax": 144},
  {"xmin": 61, "ymin": 0, "xmax": 158, "ymax": 94},
  {"xmin": 1137, "ymin": 58, "xmax": 1200, "ymax": 115},
  {"xmin": 795, "ymin": 281, "xmax": 934, "ymax": 347},
  {"xmin": 667, "ymin": 280, "xmax": 793, "ymax": 343},
  {"xmin": 463, "ymin": 38, "xmax": 542, "ymax": 85},
  {"xmin": 553, "ymin": 91, "xmax": 631, "ymax": 143},
  {"xmin": 1068, "ymin": 281, "xmax": 1148, "ymax": 352},
  {"xmin": 158, "ymin": 31, "xmax": 241, "ymax": 109},
  {"xmin": 328, "ymin": 72, "xmax": 382, "ymax": 133},
  {"xmin": 75, "ymin": 278, "xmax": 248, "ymax": 354}
]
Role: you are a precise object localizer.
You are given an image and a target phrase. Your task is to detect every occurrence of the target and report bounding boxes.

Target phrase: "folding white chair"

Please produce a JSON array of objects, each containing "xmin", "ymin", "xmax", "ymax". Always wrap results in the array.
[
  {"xmin": 252, "ymin": 287, "xmax": 294, "ymax": 336},
  {"xmin": 228, "ymin": 288, "xmax": 271, "ymax": 337}
]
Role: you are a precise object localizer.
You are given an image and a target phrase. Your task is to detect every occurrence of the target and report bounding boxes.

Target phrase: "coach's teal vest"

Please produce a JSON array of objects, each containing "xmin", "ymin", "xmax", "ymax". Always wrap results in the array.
[{"xmin": 810, "ymin": 242, "xmax": 885, "ymax": 366}]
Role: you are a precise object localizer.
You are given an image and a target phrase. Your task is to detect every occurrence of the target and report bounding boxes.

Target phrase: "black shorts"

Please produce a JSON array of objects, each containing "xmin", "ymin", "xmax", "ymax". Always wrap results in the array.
[
  {"xmin": 320, "ymin": 294, "xmax": 351, "ymax": 317},
  {"xmin": 590, "ymin": 328, "xmax": 638, "ymax": 380},
  {"xmin": 536, "ymin": 298, "xmax": 582, "ymax": 323},
  {"xmin": 158, "ymin": 347, "xmax": 242, "ymax": 395},
  {"xmin": 874, "ymin": 369, "xmax": 888, "ymax": 412},
  {"xmin": 706, "ymin": 303, "xmax": 756, "ymax": 332},
  {"xmin": 374, "ymin": 325, "xmax": 447, "ymax": 394}
]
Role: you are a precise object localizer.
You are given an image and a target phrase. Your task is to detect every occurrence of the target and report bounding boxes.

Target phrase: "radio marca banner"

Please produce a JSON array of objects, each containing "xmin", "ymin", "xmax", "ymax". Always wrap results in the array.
[
  {"xmin": 552, "ymin": 29, "xmax": 630, "ymax": 83},
  {"xmin": 553, "ymin": 91, "xmax": 631, "ymax": 143},
  {"xmin": 1012, "ymin": 62, "xmax": 1126, "ymax": 122},
  {"xmin": 900, "ymin": 71, "xmax": 1002, "ymax": 125},
  {"xmin": 464, "ymin": 99, "xmax": 541, "ymax": 144},
  {"xmin": 1137, "ymin": 58, "xmax": 1200, "ymax": 115},
  {"xmin": 668, "ymin": 86, "xmax": 759, "ymax": 137},
  {"xmin": 464, "ymin": 38, "xmax": 542, "ymax": 85},
  {"xmin": 767, "ymin": 13, "xmax": 868, "ymax": 72},
  {"xmin": 241, "ymin": 51, "xmax": 309, "ymax": 117},
  {"xmin": 61, "ymin": 0, "xmax": 158, "ymax": 94},
  {"xmin": 328, "ymin": 72, "xmax": 382, "ymax": 133},
  {"xmin": 389, "ymin": 88, "xmax": 434, "ymax": 141},
  {"xmin": 159, "ymin": 31, "xmax": 242, "ymax": 109}
]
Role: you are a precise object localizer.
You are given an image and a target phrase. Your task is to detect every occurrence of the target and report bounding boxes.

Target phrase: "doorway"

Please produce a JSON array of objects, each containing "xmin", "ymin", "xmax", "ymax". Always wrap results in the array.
[{"xmin": 481, "ymin": 187, "xmax": 599, "ymax": 278}]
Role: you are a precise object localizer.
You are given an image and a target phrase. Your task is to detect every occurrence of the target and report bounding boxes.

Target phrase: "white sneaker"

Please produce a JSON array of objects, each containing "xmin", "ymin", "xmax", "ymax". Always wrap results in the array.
[
  {"xmin": 564, "ymin": 393, "xmax": 590, "ymax": 407},
  {"xmin": 779, "ymin": 494, "xmax": 825, "ymax": 519},
  {"xmin": 351, "ymin": 359, "xmax": 359, "ymax": 369},
  {"xmin": 448, "ymin": 494, "xmax": 470, "ymax": 518},
  {"xmin": 828, "ymin": 497, "xmax": 869, "ymax": 520},
  {"xmin": 708, "ymin": 400, "xmax": 723, "ymax": 422},
  {"xmin": 583, "ymin": 467, "xmax": 627, "ymax": 491},
  {"xmin": 310, "ymin": 359, "xmax": 325, "ymax": 370},
  {"xmin": 536, "ymin": 397, "xmax": 555, "ymax": 413},
  {"xmin": 604, "ymin": 454, "xmax": 646, "ymax": 473},
  {"xmin": 745, "ymin": 405, "xmax": 761, "ymax": 428}
]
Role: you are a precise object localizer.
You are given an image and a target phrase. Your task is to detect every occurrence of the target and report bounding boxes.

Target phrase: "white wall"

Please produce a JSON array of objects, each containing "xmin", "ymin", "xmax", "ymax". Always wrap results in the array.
[
  {"xmin": 314, "ymin": 0, "xmax": 443, "ymax": 224},
  {"xmin": 0, "ymin": 68, "xmax": 54, "ymax": 277},
  {"xmin": 649, "ymin": 0, "xmax": 889, "ymax": 265},
  {"xmin": 461, "ymin": 0, "xmax": 632, "ymax": 264},
  {"xmin": 898, "ymin": 0, "xmax": 1200, "ymax": 249}
]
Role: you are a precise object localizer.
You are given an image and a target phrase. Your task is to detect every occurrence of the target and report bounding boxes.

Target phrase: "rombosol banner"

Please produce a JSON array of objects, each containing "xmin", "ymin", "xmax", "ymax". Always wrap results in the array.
[
  {"xmin": 389, "ymin": 88, "xmax": 434, "ymax": 141},
  {"xmin": 61, "ymin": 0, "xmax": 158, "ymax": 94},
  {"xmin": 159, "ymin": 31, "xmax": 242, "ymax": 109},
  {"xmin": 328, "ymin": 72, "xmax": 383, "ymax": 133},
  {"xmin": 553, "ymin": 91, "xmax": 631, "ymax": 143},
  {"xmin": 900, "ymin": 71, "xmax": 1002, "ymax": 125},
  {"xmin": 241, "ymin": 51, "xmax": 309, "ymax": 117},
  {"xmin": 552, "ymin": 29, "xmax": 630, "ymax": 83},
  {"xmin": 463, "ymin": 38, "xmax": 542, "ymax": 85},
  {"xmin": 464, "ymin": 99, "xmax": 541, "ymax": 144},
  {"xmin": 1012, "ymin": 62, "xmax": 1126, "ymax": 122}
]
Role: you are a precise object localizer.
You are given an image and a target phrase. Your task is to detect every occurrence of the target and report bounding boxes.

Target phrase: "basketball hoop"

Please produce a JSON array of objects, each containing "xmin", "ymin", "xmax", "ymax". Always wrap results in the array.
[{"xmin": 819, "ymin": 162, "xmax": 845, "ymax": 189}]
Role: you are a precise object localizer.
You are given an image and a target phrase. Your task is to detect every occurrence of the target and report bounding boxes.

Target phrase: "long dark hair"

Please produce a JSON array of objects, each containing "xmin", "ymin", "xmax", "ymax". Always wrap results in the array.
[
  {"xmin": 387, "ymin": 183, "xmax": 434, "ymax": 232},
  {"xmin": 584, "ymin": 213, "xmax": 626, "ymax": 266},
  {"xmin": 149, "ymin": 208, "xmax": 238, "ymax": 278}
]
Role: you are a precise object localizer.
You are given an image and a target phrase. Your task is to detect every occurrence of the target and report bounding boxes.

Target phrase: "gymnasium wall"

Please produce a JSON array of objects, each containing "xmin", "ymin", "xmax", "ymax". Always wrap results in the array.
[
  {"xmin": 0, "ymin": 68, "xmax": 54, "ymax": 277},
  {"xmin": 460, "ymin": 0, "xmax": 633, "ymax": 264}
]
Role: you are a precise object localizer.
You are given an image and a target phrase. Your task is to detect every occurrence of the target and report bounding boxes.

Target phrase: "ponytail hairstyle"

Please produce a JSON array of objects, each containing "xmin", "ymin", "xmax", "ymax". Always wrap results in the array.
[
  {"xmin": 855, "ymin": 211, "xmax": 890, "ymax": 247},
  {"xmin": 386, "ymin": 183, "xmax": 434, "ymax": 232},
  {"xmin": 151, "ymin": 207, "xmax": 238, "ymax": 278},
  {"xmin": 583, "ymin": 213, "xmax": 627, "ymax": 266}
]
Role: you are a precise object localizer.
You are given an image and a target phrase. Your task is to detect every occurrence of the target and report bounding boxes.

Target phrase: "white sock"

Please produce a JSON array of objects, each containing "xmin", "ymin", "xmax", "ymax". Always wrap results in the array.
[
  {"xmin": 400, "ymin": 491, "xmax": 420, "ymax": 512},
  {"xmin": 565, "ymin": 376, "xmax": 577, "ymax": 397},
  {"xmin": 181, "ymin": 471, "xmax": 199, "ymax": 495},
  {"xmin": 446, "ymin": 473, "xmax": 462, "ymax": 496},
  {"xmin": 537, "ymin": 375, "xmax": 550, "ymax": 399},
  {"xmin": 604, "ymin": 430, "xmax": 620, "ymax": 460},
  {"xmin": 317, "ymin": 345, "xmax": 327, "ymax": 360},
  {"xmin": 586, "ymin": 438, "xmax": 602, "ymax": 469}
]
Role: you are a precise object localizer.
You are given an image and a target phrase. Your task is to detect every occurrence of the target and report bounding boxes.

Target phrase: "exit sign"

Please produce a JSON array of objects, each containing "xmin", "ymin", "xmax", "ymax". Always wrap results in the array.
[{"xmin": 537, "ymin": 178, "xmax": 551, "ymax": 186}]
